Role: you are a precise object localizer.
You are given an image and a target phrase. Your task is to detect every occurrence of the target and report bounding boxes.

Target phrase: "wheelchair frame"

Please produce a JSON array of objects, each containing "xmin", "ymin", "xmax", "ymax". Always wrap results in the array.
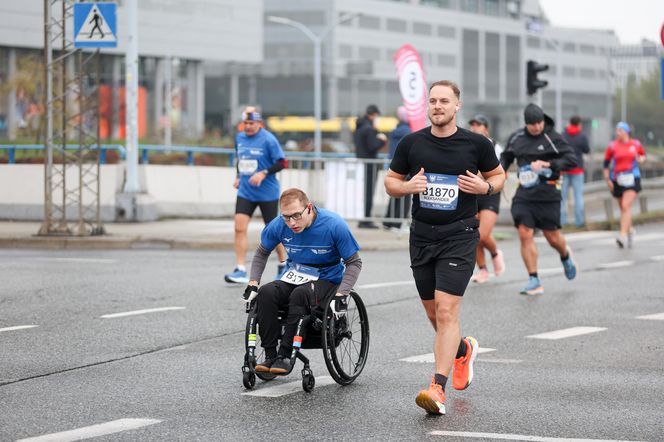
[{"xmin": 241, "ymin": 290, "xmax": 369, "ymax": 392}]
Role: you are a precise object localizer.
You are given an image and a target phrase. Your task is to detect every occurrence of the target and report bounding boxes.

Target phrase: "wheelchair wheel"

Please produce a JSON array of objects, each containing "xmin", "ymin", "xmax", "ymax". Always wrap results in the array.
[
  {"xmin": 242, "ymin": 370, "xmax": 256, "ymax": 389},
  {"xmin": 321, "ymin": 291, "xmax": 370, "ymax": 385},
  {"xmin": 244, "ymin": 313, "xmax": 276, "ymax": 382},
  {"xmin": 302, "ymin": 368, "xmax": 315, "ymax": 392}
]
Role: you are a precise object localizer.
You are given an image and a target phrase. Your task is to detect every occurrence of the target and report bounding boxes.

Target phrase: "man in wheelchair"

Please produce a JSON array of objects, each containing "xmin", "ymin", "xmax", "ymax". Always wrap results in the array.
[{"xmin": 242, "ymin": 187, "xmax": 362, "ymax": 375}]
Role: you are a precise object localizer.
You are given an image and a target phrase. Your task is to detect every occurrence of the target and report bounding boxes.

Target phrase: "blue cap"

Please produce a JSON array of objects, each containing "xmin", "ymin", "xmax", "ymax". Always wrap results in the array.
[
  {"xmin": 243, "ymin": 111, "xmax": 262, "ymax": 121},
  {"xmin": 616, "ymin": 121, "xmax": 630, "ymax": 134}
]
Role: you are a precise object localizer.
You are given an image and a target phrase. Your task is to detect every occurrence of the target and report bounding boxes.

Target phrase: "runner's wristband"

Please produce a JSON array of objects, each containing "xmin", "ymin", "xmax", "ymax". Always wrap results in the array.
[{"xmin": 264, "ymin": 159, "xmax": 287, "ymax": 175}]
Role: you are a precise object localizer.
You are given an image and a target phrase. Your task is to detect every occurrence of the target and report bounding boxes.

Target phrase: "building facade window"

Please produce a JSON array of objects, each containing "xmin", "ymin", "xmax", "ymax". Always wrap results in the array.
[
  {"xmin": 484, "ymin": 0, "xmax": 500, "ymax": 16},
  {"xmin": 421, "ymin": 0, "xmax": 452, "ymax": 8},
  {"xmin": 359, "ymin": 15, "xmax": 381, "ymax": 30},
  {"xmin": 413, "ymin": 22, "xmax": 433, "ymax": 36},
  {"xmin": 339, "ymin": 44, "xmax": 353, "ymax": 59},
  {"xmin": 579, "ymin": 68, "xmax": 596, "ymax": 78},
  {"xmin": 386, "ymin": 18, "xmax": 407, "ymax": 33},
  {"xmin": 506, "ymin": 34, "xmax": 521, "ymax": 99},
  {"xmin": 485, "ymin": 32, "xmax": 500, "ymax": 100},
  {"xmin": 462, "ymin": 29, "xmax": 480, "ymax": 100},
  {"xmin": 461, "ymin": 0, "xmax": 479, "ymax": 13},
  {"xmin": 437, "ymin": 25, "xmax": 456, "ymax": 38},
  {"xmin": 358, "ymin": 46, "xmax": 381, "ymax": 61},
  {"xmin": 579, "ymin": 44, "xmax": 596, "ymax": 55},
  {"xmin": 437, "ymin": 53, "xmax": 456, "ymax": 67},
  {"xmin": 526, "ymin": 36, "xmax": 540, "ymax": 48}
]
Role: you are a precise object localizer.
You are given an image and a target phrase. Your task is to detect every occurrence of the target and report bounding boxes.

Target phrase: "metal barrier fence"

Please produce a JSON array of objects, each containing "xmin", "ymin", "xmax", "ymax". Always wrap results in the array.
[
  {"xmin": 3, "ymin": 144, "xmax": 662, "ymax": 225},
  {"xmin": 0, "ymin": 144, "xmax": 388, "ymax": 167}
]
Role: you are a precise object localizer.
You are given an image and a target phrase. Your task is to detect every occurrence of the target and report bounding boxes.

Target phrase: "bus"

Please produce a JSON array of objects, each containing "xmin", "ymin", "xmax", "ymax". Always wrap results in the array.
[{"xmin": 265, "ymin": 116, "xmax": 398, "ymax": 153}]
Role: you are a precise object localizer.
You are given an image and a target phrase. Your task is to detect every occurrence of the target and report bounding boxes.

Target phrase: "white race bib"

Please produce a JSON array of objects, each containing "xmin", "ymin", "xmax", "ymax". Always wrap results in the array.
[
  {"xmin": 280, "ymin": 264, "xmax": 320, "ymax": 285},
  {"xmin": 616, "ymin": 172, "xmax": 635, "ymax": 187},
  {"xmin": 420, "ymin": 173, "xmax": 459, "ymax": 211},
  {"xmin": 238, "ymin": 159, "xmax": 258, "ymax": 175},
  {"xmin": 518, "ymin": 165, "xmax": 539, "ymax": 188}
]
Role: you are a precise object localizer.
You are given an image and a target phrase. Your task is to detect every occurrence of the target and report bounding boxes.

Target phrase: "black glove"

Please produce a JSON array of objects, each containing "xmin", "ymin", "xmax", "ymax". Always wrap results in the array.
[
  {"xmin": 242, "ymin": 285, "xmax": 258, "ymax": 301},
  {"xmin": 331, "ymin": 294, "xmax": 348, "ymax": 319}
]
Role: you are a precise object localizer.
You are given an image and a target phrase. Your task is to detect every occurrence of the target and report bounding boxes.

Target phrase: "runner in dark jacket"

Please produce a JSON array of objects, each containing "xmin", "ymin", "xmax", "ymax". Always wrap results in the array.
[{"xmin": 500, "ymin": 103, "xmax": 578, "ymax": 295}]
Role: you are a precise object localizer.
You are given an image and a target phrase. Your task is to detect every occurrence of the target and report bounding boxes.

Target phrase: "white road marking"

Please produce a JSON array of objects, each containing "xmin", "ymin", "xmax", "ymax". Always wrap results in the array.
[
  {"xmin": 636, "ymin": 312, "xmax": 664, "ymax": 321},
  {"xmin": 591, "ymin": 232, "xmax": 664, "ymax": 247},
  {"xmin": 17, "ymin": 418, "xmax": 162, "ymax": 442},
  {"xmin": 556, "ymin": 231, "xmax": 614, "ymax": 242},
  {"xmin": 400, "ymin": 348, "xmax": 495, "ymax": 363},
  {"xmin": 597, "ymin": 260, "xmax": 634, "ymax": 269},
  {"xmin": 477, "ymin": 358, "xmax": 523, "ymax": 364},
  {"xmin": 650, "ymin": 255, "xmax": 664, "ymax": 262},
  {"xmin": 100, "ymin": 307, "xmax": 185, "ymax": 319},
  {"xmin": 356, "ymin": 280, "xmax": 414, "ymax": 290},
  {"xmin": 527, "ymin": 327, "xmax": 606, "ymax": 340},
  {"xmin": 35, "ymin": 257, "xmax": 117, "ymax": 264},
  {"xmin": 0, "ymin": 325, "xmax": 38, "ymax": 333},
  {"xmin": 538, "ymin": 267, "xmax": 563, "ymax": 276},
  {"xmin": 429, "ymin": 430, "xmax": 644, "ymax": 441},
  {"xmin": 242, "ymin": 375, "xmax": 336, "ymax": 397},
  {"xmin": 632, "ymin": 232, "xmax": 664, "ymax": 242}
]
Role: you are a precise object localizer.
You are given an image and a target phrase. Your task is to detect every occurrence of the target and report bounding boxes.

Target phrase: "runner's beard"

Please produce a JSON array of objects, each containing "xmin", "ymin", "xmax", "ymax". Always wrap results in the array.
[{"xmin": 429, "ymin": 113, "xmax": 454, "ymax": 128}]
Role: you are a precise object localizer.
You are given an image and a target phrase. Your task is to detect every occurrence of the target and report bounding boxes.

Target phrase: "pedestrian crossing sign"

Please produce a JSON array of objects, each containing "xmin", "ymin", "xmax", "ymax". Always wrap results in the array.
[{"xmin": 74, "ymin": 2, "xmax": 117, "ymax": 48}]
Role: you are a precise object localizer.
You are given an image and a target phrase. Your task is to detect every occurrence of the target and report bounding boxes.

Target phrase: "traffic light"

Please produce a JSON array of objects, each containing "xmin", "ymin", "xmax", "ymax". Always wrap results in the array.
[{"xmin": 527, "ymin": 60, "xmax": 549, "ymax": 95}]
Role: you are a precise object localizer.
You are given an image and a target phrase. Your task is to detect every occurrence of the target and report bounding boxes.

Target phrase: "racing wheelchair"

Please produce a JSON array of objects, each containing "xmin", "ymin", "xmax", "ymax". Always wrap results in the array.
[{"xmin": 241, "ymin": 289, "xmax": 369, "ymax": 392}]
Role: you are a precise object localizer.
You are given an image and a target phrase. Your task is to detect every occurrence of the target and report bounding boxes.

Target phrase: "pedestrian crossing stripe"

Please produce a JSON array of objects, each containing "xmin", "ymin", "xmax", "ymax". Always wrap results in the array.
[{"xmin": 74, "ymin": 2, "xmax": 117, "ymax": 48}]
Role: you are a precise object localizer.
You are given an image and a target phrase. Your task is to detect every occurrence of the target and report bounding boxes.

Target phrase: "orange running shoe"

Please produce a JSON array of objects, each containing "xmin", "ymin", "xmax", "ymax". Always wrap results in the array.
[
  {"xmin": 452, "ymin": 336, "xmax": 479, "ymax": 390},
  {"xmin": 415, "ymin": 377, "xmax": 446, "ymax": 415}
]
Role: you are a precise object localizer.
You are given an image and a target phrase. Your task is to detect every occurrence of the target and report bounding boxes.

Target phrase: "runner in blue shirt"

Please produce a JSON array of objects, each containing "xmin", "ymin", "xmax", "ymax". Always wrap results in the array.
[
  {"xmin": 225, "ymin": 107, "xmax": 288, "ymax": 284},
  {"xmin": 242, "ymin": 188, "xmax": 362, "ymax": 374}
]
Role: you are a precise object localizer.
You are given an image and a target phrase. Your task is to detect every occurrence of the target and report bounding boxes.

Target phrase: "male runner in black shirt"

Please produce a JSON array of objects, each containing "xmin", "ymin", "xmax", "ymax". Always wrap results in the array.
[
  {"xmin": 385, "ymin": 80, "xmax": 505, "ymax": 415},
  {"xmin": 501, "ymin": 103, "xmax": 578, "ymax": 295}
]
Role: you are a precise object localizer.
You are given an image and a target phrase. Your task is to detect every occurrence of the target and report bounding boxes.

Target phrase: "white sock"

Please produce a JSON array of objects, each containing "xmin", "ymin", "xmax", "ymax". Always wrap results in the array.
[{"xmin": 236, "ymin": 264, "xmax": 246, "ymax": 272}]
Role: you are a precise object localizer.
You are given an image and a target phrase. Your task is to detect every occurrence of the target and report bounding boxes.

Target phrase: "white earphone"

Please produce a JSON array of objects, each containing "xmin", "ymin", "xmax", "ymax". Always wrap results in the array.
[{"xmin": 455, "ymin": 105, "xmax": 460, "ymax": 111}]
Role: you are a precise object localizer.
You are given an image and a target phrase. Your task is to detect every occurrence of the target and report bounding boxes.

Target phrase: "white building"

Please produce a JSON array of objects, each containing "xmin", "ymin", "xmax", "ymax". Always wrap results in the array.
[
  {"xmin": 0, "ymin": 0, "xmax": 629, "ymax": 147},
  {"xmin": 0, "ymin": 0, "xmax": 262, "ymax": 141},
  {"xmin": 234, "ymin": 0, "xmax": 619, "ymax": 145}
]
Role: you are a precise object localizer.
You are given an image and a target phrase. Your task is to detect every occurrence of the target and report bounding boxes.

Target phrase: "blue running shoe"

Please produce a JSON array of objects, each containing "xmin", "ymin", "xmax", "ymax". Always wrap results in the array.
[
  {"xmin": 224, "ymin": 268, "xmax": 248, "ymax": 284},
  {"xmin": 561, "ymin": 247, "xmax": 577, "ymax": 280},
  {"xmin": 520, "ymin": 276, "xmax": 543, "ymax": 295}
]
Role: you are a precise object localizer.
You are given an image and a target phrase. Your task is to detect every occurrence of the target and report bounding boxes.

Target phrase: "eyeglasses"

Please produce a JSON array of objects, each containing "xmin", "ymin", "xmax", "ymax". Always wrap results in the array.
[{"xmin": 281, "ymin": 206, "xmax": 308, "ymax": 222}]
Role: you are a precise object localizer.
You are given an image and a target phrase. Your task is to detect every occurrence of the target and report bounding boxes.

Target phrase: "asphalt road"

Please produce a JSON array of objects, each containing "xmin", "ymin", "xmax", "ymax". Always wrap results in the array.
[{"xmin": 1, "ymin": 223, "xmax": 663, "ymax": 441}]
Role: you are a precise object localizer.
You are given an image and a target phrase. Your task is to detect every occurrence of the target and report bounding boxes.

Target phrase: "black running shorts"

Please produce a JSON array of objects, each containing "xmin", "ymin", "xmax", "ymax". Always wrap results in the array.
[
  {"xmin": 511, "ymin": 200, "xmax": 560, "ymax": 230},
  {"xmin": 477, "ymin": 193, "xmax": 500, "ymax": 214},
  {"xmin": 409, "ymin": 218, "xmax": 479, "ymax": 299},
  {"xmin": 611, "ymin": 178, "xmax": 641, "ymax": 198},
  {"xmin": 235, "ymin": 196, "xmax": 279, "ymax": 223}
]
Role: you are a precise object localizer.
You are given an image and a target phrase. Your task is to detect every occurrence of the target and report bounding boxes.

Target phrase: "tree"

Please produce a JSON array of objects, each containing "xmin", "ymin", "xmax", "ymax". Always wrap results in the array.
[
  {"xmin": 0, "ymin": 53, "xmax": 45, "ymax": 142},
  {"xmin": 614, "ymin": 67, "xmax": 664, "ymax": 147}
]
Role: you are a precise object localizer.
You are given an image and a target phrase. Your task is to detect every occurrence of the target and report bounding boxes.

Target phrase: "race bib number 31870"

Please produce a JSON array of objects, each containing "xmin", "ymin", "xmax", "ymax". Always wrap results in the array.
[{"xmin": 420, "ymin": 173, "xmax": 459, "ymax": 211}]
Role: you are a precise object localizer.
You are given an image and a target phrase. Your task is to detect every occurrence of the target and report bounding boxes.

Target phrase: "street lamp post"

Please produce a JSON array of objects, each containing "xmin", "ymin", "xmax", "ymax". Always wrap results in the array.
[{"xmin": 267, "ymin": 13, "xmax": 359, "ymax": 159}]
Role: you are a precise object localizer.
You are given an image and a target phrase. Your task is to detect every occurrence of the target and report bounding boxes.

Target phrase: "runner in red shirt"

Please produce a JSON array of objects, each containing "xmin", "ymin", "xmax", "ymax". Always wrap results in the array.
[{"xmin": 603, "ymin": 121, "xmax": 646, "ymax": 248}]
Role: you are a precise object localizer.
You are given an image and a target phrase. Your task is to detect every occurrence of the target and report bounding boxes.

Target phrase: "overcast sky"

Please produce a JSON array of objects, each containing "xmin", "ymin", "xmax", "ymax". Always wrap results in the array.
[{"xmin": 538, "ymin": 0, "xmax": 664, "ymax": 45}]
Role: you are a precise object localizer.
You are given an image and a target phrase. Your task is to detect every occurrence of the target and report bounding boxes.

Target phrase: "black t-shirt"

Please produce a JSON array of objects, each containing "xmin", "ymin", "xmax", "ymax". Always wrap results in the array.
[{"xmin": 389, "ymin": 126, "xmax": 500, "ymax": 225}]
